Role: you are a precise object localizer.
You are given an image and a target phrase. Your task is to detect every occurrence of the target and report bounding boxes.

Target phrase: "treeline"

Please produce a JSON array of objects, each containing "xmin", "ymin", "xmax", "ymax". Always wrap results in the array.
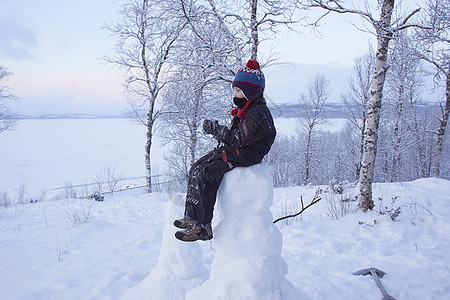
[
  {"xmin": 101, "ymin": 0, "xmax": 448, "ymax": 207},
  {"xmin": 267, "ymin": 104, "xmax": 448, "ymax": 187},
  {"xmin": 268, "ymin": 37, "xmax": 449, "ymax": 187},
  {"xmin": 268, "ymin": 102, "xmax": 442, "ymax": 120}
]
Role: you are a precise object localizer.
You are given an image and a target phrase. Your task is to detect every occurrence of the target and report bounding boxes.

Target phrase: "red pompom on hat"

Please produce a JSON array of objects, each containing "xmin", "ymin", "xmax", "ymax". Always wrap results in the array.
[{"xmin": 246, "ymin": 59, "xmax": 260, "ymax": 70}]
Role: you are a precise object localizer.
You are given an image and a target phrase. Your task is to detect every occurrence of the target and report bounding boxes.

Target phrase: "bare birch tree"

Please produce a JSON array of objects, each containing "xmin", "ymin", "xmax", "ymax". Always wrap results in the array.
[
  {"xmin": 154, "ymin": 0, "xmax": 243, "ymax": 186},
  {"xmin": 384, "ymin": 32, "xmax": 424, "ymax": 181},
  {"xmin": 297, "ymin": 0, "xmax": 424, "ymax": 211},
  {"xmin": 199, "ymin": 0, "xmax": 297, "ymax": 64},
  {"xmin": 341, "ymin": 49, "xmax": 375, "ymax": 180},
  {"xmin": 161, "ymin": 0, "xmax": 298, "ymax": 183},
  {"xmin": 297, "ymin": 73, "xmax": 330, "ymax": 185},
  {"xmin": 247, "ymin": 0, "xmax": 297, "ymax": 60},
  {"xmin": 160, "ymin": 56, "xmax": 229, "ymax": 181},
  {"xmin": 105, "ymin": 0, "xmax": 187, "ymax": 192},
  {"xmin": 170, "ymin": 4, "xmax": 231, "ymax": 165},
  {"xmin": 413, "ymin": 0, "xmax": 449, "ymax": 178},
  {"xmin": 180, "ymin": 0, "xmax": 243, "ymax": 79},
  {"xmin": 0, "ymin": 65, "xmax": 17, "ymax": 134}
]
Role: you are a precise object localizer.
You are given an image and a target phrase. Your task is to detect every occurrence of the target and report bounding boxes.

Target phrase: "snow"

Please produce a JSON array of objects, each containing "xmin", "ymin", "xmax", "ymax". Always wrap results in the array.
[
  {"xmin": 1, "ymin": 174, "xmax": 450, "ymax": 299},
  {"xmin": 0, "ymin": 119, "xmax": 161, "ymax": 196},
  {"xmin": 122, "ymin": 164, "xmax": 303, "ymax": 300},
  {"xmin": 121, "ymin": 194, "xmax": 207, "ymax": 300},
  {"xmin": 186, "ymin": 164, "xmax": 304, "ymax": 300},
  {"xmin": 2, "ymin": 119, "xmax": 450, "ymax": 299}
]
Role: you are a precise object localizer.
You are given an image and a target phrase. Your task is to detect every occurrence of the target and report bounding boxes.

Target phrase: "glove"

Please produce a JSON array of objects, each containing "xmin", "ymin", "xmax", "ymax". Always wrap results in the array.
[{"xmin": 202, "ymin": 119, "xmax": 219, "ymax": 135}]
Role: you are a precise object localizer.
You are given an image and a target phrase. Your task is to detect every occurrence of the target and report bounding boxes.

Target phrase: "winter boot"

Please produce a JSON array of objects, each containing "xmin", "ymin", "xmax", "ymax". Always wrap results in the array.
[
  {"xmin": 173, "ymin": 217, "xmax": 194, "ymax": 229},
  {"xmin": 175, "ymin": 223, "xmax": 213, "ymax": 242}
]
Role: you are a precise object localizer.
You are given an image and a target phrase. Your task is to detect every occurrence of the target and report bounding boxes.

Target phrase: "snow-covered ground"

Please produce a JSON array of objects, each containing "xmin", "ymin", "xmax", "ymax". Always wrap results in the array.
[
  {"xmin": 1, "ymin": 176, "xmax": 449, "ymax": 299},
  {"xmin": 1, "ymin": 118, "xmax": 449, "ymax": 299}
]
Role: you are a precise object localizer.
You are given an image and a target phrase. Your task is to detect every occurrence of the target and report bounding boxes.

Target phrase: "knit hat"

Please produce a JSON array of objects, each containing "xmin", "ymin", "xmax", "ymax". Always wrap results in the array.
[{"xmin": 231, "ymin": 59, "xmax": 265, "ymax": 119}]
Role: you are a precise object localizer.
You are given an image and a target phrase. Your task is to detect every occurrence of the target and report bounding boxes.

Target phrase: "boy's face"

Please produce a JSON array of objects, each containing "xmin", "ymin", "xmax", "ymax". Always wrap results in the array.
[{"xmin": 234, "ymin": 87, "xmax": 245, "ymax": 99}]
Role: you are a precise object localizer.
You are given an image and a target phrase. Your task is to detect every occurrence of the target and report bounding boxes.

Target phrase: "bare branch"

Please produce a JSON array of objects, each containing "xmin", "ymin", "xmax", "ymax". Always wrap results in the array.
[
  {"xmin": 400, "ymin": 8, "xmax": 421, "ymax": 27},
  {"xmin": 307, "ymin": 0, "xmax": 376, "ymax": 25},
  {"xmin": 273, "ymin": 190, "xmax": 322, "ymax": 224}
]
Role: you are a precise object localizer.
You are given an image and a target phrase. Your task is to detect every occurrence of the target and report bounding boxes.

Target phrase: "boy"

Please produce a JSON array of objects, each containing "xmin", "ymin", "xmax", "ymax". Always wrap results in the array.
[{"xmin": 174, "ymin": 59, "xmax": 276, "ymax": 242}]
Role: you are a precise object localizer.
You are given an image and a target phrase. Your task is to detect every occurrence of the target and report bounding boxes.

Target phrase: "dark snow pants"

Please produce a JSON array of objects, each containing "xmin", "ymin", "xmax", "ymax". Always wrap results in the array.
[{"xmin": 184, "ymin": 147, "xmax": 232, "ymax": 225}]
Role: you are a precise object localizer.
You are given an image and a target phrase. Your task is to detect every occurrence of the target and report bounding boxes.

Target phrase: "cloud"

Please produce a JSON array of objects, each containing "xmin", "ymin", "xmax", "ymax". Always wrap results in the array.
[{"xmin": 0, "ymin": 17, "xmax": 38, "ymax": 60}]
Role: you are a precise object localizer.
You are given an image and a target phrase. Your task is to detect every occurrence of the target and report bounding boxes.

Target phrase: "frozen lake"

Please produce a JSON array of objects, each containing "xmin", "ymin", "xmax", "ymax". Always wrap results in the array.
[
  {"xmin": 0, "ymin": 117, "xmax": 345, "ymax": 197},
  {"xmin": 0, "ymin": 119, "xmax": 153, "ymax": 196}
]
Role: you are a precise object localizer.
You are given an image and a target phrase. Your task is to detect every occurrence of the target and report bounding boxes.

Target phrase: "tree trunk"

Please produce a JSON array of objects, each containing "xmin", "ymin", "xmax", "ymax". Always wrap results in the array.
[
  {"xmin": 355, "ymin": 115, "xmax": 365, "ymax": 181},
  {"xmin": 433, "ymin": 71, "xmax": 450, "ymax": 177},
  {"xmin": 141, "ymin": 38, "xmax": 157, "ymax": 194},
  {"xmin": 190, "ymin": 123, "xmax": 198, "ymax": 168},
  {"xmin": 190, "ymin": 88, "xmax": 202, "ymax": 167},
  {"xmin": 250, "ymin": 0, "xmax": 258, "ymax": 60},
  {"xmin": 145, "ymin": 113, "xmax": 154, "ymax": 193},
  {"xmin": 359, "ymin": 0, "xmax": 394, "ymax": 212},
  {"xmin": 409, "ymin": 95, "xmax": 428, "ymax": 178},
  {"xmin": 304, "ymin": 126, "xmax": 312, "ymax": 185},
  {"xmin": 390, "ymin": 90, "xmax": 404, "ymax": 182},
  {"xmin": 105, "ymin": 0, "xmax": 183, "ymax": 194}
]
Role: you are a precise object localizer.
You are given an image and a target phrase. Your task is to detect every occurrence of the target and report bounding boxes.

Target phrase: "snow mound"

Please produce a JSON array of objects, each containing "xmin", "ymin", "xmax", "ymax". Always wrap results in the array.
[
  {"xmin": 123, "ymin": 163, "xmax": 306, "ymax": 299},
  {"xmin": 121, "ymin": 195, "xmax": 207, "ymax": 300},
  {"xmin": 187, "ymin": 163, "xmax": 307, "ymax": 300}
]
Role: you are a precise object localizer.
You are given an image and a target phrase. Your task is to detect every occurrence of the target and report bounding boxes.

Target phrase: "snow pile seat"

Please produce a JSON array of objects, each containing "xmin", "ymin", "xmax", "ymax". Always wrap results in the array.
[{"xmin": 187, "ymin": 163, "xmax": 305, "ymax": 300}]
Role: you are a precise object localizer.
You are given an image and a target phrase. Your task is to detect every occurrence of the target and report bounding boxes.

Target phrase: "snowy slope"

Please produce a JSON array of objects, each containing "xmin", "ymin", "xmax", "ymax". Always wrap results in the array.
[{"xmin": 1, "ymin": 177, "xmax": 449, "ymax": 299}]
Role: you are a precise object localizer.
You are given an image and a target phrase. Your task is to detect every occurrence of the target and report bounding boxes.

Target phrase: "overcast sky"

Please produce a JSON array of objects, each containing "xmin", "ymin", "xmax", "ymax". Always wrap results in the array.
[{"xmin": 0, "ymin": 0, "xmax": 433, "ymax": 115}]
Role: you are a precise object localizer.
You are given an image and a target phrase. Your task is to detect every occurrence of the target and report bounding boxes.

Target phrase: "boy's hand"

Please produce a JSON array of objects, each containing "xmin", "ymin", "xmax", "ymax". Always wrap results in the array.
[{"xmin": 202, "ymin": 119, "xmax": 219, "ymax": 135}]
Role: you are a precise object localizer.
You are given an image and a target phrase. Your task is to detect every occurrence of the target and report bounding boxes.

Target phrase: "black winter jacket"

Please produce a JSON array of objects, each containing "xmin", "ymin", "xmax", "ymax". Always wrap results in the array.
[{"xmin": 215, "ymin": 96, "xmax": 276, "ymax": 167}]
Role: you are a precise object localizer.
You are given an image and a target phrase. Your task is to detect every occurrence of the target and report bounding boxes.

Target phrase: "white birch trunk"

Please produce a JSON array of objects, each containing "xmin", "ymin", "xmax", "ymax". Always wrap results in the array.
[
  {"xmin": 359, "ymin": 0, "xmax": 395, "ymax": 211},
  {"xmin": 189, "ymin": 87, "xmax": 202, "ymax": 167},
  {"xmin": 250, "ymin": 0, "xmax": 258, "ymax": 60},
  {"xmin": 357, "ymin": 117, "xmax": 366, "ymax": 180},
  {"xmin": 145, "ymin": 116, "xmax": 153, "ymax": 193},
  {"xmin": 141, "ymin": 21, "xmax": 156, "ymax": 194},
  {"xmin": 105, "ymin": 0, "xmax": 185, "ymax": 194},
  {"xmin": 433, "ymin": 71, "xmax": 450, "ymax": 177},
  {"xmin": 409, "ymin": 97, "xmax": 428, "ymax": 178},
  {"xmin": 390, "ymin": 91, "xmax": 404, "ymax": 182},
  {"xmin": 304, "ymin": 126, "xmax": 312, "ymax": 185}
]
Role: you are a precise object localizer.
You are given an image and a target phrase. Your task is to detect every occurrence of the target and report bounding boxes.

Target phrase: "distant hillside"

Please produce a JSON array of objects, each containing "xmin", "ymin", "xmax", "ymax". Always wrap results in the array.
[
  {"xmin": 268, "ymin": 102, "xmax": 345, "ymax": 118},
  {"xmin": 268, "ymin": 101, "xmax": 442, "ymax": 119},
  {"xmin": 16, "ymin": 102, "xmax": 442, "ymax": 120},
  {"xmin": 16, "ymin": 113, "xmax": 129, "ymax": 120}
]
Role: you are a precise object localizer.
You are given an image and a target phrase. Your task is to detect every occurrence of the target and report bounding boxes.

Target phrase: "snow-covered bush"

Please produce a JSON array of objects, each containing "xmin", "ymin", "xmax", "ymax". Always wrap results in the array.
[
  {"xmin": 63, "ymin": 181, "xmax": 79, "ymax": 199},
  {"xmin": 0, "ymin": 191, "xmax": 9, "ymax": 216},
  {"xmin": 376, "ymin": 196, "xmax": 402, "ymax": 221},
  {"xmin": 91, "ymin": 163, "xmax": 125, "ymax": 195},
  {"xmin": 325, "ymin": 190, "xmax": 358, "ymax": 220},
  {"xmin": 0, "ymin": 191, "xmax": 10, "ymax": 208},
  {"xmin": 66, "ymin": 201, "xmax": 93, "ymax": 227},
  {"xmin": 327, "ymin": 178, "xmax": 345, "ymax": 194}
]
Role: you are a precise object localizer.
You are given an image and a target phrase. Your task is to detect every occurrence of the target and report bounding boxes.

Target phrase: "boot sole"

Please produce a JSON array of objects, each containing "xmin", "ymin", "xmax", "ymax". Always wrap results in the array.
[{"xmin": 174, "ymin": 231, "xmax": 213, "ymax": 242}]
